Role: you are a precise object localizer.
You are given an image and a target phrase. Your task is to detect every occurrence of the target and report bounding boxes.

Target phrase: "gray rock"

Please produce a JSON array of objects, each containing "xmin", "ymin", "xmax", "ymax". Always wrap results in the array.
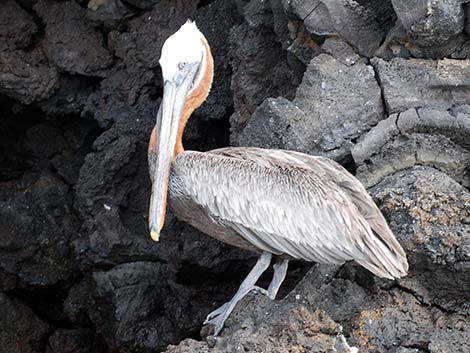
[
  {"xmin": 0, "ymin": 172, "xmax": 77, "ymax": 286},
  {"xmin": 467, "ymin": 3, "xmax": 470, "ymax": 36},
  {"xmin": 38, "ymin": 75, "xmax": 96, "ymax": 116},
  {"xmin": 229, "ymin": 0, "xmax": 304, "ymax": 142},
  {"xmin": 392, "ymin": 0, "xmax": 465, "ymax": 47},
  {"xmin": 374, "ymin": 0, "xmax": 469, "ymax": 59},
  {"xmin": 88, "ymin": 261, "xmax": 227, "ymax": 353},
  {"xmin": 237, "ymin": 97, "xmax": 320, "ymax": 153},
  {"xmin": 371, "ymin": 57, "xmax": 470, "ymax": 114},
  {"xmin": 286, "ymin": 0, "xmax": 396, "ymax": 57},
  {"xmin": 238, "ymin": 54, "xmax": 383, "ymax": 160},
  {"xmin": 284, "ymin": 20, "xmax": 322, "ymax": 65},
  {"xmin": 193, "ymin": 0, "xmax": 243, "ymax": 122},
  {"xmin": 46, "ymin": 328, "xmax": 105, "ymax": 353},
  {"xmin": 0, "ymin": 50, "xmax": 59, "ymax": 105},
  {"xmin": 87, "ymin": 0, "xmax": 133, "ymax": 30},
  {"xmin": 83, "ymin": 64, "xmax": 157, "ymax": 128},
  {"xmin": 0, "ymin": 0, "xmax": 37, "ymax": 51},
  {"xmin": 0, "ymin": 292, "xmax": 51, "ymax": 353},
  {"xmin": 34, "ymin": 0, "xmax": 113, "ymax": 77},
  {"xmin": 167, "ymin": 257, "xmax": 470, "ymax": 352},
  {"xmin": 110, "ymin": 1, "xmax": 198, "ymax": 69},
  {"xmin": 352, "ymin": 107, "xmax": 470, "ymax": 187},
  {"xmin": 371, "ymin": 166, "xmax": 470, "ymax": 313},
  {"xmin": 121, "ymin": 0, "xmax": 159, "ymax": 10},
  {"xmin": 321, "ymin": 37, "xmax": 360, "ymax": 66}
]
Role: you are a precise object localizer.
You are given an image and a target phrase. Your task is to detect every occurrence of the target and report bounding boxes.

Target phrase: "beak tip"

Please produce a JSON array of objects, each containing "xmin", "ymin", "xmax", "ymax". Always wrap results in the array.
[{"xmin": 150, "ymin": 229, "xmax": 160, "ymax": 242}]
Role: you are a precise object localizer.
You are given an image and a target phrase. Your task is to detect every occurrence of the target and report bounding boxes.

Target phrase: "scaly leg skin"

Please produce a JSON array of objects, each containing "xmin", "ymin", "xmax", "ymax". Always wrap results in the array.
[
  {"xmin": 267, "ymin": 259, "xmax": 289, "ymax": 300},
  {"xmin": 204, "ymin": 252, "xmax": 272, "ymax": 336}
]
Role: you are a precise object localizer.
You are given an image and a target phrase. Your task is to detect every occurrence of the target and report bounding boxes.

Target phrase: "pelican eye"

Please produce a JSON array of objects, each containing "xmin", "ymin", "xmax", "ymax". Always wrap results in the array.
[{"xmin": 178, "ymin": 61, "xmax": 187, "ymax": 70}]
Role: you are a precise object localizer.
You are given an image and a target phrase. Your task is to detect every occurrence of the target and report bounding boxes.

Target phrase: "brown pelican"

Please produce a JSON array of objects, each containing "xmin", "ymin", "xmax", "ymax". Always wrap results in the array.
[{"xmin": 148, "ymin": 21, "xmax": 408, "ymax": 336}]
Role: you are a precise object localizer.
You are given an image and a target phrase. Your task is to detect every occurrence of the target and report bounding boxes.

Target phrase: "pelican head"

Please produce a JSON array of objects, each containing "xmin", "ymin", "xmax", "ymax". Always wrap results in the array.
[{"xmin": 148, "ymin": 21, "xmax": 213, "ymax": 241}]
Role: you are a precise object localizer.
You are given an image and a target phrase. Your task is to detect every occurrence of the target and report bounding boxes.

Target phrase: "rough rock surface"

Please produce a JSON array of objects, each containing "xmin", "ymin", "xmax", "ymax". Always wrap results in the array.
[
  {"xmin": 286, "ymin": 0, "xmax": 396, "ymax": 57},
  {"xmin": 229, "ymin": 0, "xmax": 305, "ymax": 142},
  {"xmin": 238, "ymin": 54, "xmax": 383, "ymax": 160},
  {"xmin": 352, "ymin": 107, "xmax": 470, "ymax": 188},
  {"xmin": 34, "ymin": 0, "xmax": 113, "ymax": 77},
  {"xmin": 45, "ymin": 328, "xmax": 105, "ymax": 353},
  {"xmin": 0, "ymin": 292, "xmax": 51, "ymax": 353},
  {"xmin": 0, "ymin": 50, "xmax": 59, "ymax": 104},
  {"xmin": 372, "ymin": 57, "xmax": 470, "ymax": 114},
  {"xmin": 372, "ymin": 166, "xmax": 470, "ymax": 313},
  {"xmin": 0, "ymin": 0, "xmax": 469, "ymax": 352},
  {"xmin": 0, "ymin": 0, "xmax": 37, "ymax": 51},
  {"xmin": 377, "ymin": 0, "xmax": 469, "ymax": 58}
]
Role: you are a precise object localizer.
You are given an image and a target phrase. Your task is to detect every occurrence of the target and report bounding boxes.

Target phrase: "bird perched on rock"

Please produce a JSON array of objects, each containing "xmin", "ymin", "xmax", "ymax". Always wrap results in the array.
[{"xmin": 147, "ymin": 20, "xmax": 408, "ymax": 337}]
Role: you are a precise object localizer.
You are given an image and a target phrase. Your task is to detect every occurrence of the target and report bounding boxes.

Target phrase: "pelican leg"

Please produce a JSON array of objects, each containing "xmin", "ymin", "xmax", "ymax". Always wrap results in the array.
[
  {"xmin": 267, "ymin": 259, "xmax": 289, "ymax": 300},
  {"xmin": 204, "ymin": 252, "xmax": 272, "ymax": 336}
]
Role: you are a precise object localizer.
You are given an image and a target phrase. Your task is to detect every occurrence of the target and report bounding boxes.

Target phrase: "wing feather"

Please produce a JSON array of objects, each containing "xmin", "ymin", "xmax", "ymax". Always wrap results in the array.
[{"xmin": 174, "ymin": 148, "xmax": 408, "ymax": 278}]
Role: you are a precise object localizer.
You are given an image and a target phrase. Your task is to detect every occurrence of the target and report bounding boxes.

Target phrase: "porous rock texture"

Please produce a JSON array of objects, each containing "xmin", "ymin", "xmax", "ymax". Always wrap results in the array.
[{"xmin": 0, "ymin": 1, "xmax": 469, "ymax": 353}]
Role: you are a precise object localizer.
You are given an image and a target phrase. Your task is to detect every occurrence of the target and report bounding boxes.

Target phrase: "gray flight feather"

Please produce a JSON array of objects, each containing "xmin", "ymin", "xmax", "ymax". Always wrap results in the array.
[{"xmin": 167, "ymin": 147, "xmax": 408, "ymax": 279}]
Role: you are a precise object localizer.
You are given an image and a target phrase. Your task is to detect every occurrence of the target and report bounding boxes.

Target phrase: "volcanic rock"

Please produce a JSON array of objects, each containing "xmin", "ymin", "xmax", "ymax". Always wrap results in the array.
[
  {"xmin": 371, "ymin": 166, "xmax": 470, "ymax": 313},
  {"xmin": 238, "ymin": 54, "xmax": 383, "ymax": 160},
  {"xmin": 0, "ymin": 50, "xmax": 59, "ymax": 105},
  {"xmin": 286, "ymin": 0, "xmax": 396, "ymax": 57},
  {"xmin": 0, "ymin": 292, "xmax": 51, "ymax": 353},
  {"xmin": 352, "ymin": 107, "xmax": 470, "ymax": 188},
  {"xmin": 34, "ymin": 0, "xmax": 113, "ymax": 77},
  {"xmin": 87, "ymin": 0, "xmax": 133, "ymax": 30},
  {"xmin": 376, "ymin": 0, "xmax": 468, "ymax": 59},
  {"xmin": 372, "ymin": 57, "xmax": 470, "ymax": 114},
  {"xmin": 45, "ymin": 328, "xmax": 105, "ymax": 353},
  {"xmin": 229, "ymin": 0, "xmax": 304, "ymax": 142},
  {"xmin": 0, "ymin": 0, "xmax": 37, "ymax": 51}
]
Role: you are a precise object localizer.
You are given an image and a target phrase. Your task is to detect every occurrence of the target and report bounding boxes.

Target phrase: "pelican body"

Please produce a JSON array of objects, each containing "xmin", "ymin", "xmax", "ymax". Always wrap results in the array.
[{"xmin": 148, "ymin": 21, "xmax": 408, "ymax": 336}]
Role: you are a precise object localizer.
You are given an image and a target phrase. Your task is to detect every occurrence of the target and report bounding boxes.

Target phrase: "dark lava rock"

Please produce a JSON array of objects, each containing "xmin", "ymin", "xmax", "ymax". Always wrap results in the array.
[
  {"xmin": 110, "ymin": 0, "xmax": 198, "ymax": 69},
  {"xmin": 121, "ymin": 0, "xmax": 160, "ymax": 10},
  {"xmin": 38, "ymin": 75, "xmax": 97, "ymax": 116},
  {"xmin": 372, "ymin": 57, "xmax": 470, "ymax": 114},
  {"xmin": 0, "ymin": 172, "xmax": 78, "ymax": 286},
  {"xmin": 87, "ymin": 0, "xmax": 134, "ymax": 30},
  {"xmin": 0, "ymin": 0, "xmax": 37, "ymax": 51},
  {"xmin": 0, "ymin": 50, "xmax": 59, "ymax": 104},
  {"xmin": 352, "ymin": 107, "xmax": 470, "ymax": 188},
  {"xmin": 45, "ymin": 328, "xmax": 105, "ymax": 353},
  {"xmin": 167, "ymin": 262, "xmax": 470, "ymax": 352},
  {"xmin": 371, "ymin": 166, "xmax": 470, "ymax": 313},
  {"xmin": 0, "ymin": 292, "xmax": 51, "ymax": 353},
  {"xmin": 238, "ymin": 54, "xmax": 383, "ymax": 160},
  {"xmin": 85, "ymin": 261, "xmax": 219, "ymax": 352},
  {"xmin": 229, "ymin": 0, "xmax": 304, "ymax": 142},
  {"xmin": 83, "ymin": 64, "xmax": 156, "ymax": 128},
  {"xmin": 34, "ymin": 0, "xmax": 113, "ymax": 77},
  {"xmin": 193, "ymin": 0, "xmax": 243, "ymax": 122},
  {"xmin": 392, "ymin": 0, "xmax": 465, "ymax": 47},
  {"xmin": 286, "ymin": 0, "xmax": 396, "ymax": 57},
  {"xmin": 0, "ymin": 109, "xmax": 96, "ymax": 287},
  {"xmin": 375, "ymin": 0, "xmax": 468, "ymax": 59},
  {"xmin": 321, "ymin": 37, "xmax": 360, "ymax": 66}
]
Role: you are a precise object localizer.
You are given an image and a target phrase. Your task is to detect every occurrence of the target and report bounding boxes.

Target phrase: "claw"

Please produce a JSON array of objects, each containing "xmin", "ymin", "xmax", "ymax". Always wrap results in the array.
[
  {"xmin": 252, "ymin": 285, "xmax": 269, "ymax": 296},
  {"xmin": 204, "ymin": 302, "xmax": 229, "ymax": 324},
  {"xmin": 202, "ymin": 252, "xmax": 273, "ymax": 337}
]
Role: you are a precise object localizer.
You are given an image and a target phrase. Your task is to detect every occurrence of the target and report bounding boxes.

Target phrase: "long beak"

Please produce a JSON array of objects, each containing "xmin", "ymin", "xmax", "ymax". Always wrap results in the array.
[{"xmin": 148, "ymin": 80, "xmax": 186, "ymax": 241}]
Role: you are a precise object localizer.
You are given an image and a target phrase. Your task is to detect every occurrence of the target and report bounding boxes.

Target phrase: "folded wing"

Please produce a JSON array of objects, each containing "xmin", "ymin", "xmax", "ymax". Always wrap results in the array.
[{"xmin": 174, "ymin": 147, "xmax": 408, "ymax": 279}]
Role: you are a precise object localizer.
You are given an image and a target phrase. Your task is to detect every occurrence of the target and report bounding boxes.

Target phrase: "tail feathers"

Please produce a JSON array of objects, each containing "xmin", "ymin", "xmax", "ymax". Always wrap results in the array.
[{"xmin": 358, "ymin": 234, "xmax": 408, "ymax": 279}]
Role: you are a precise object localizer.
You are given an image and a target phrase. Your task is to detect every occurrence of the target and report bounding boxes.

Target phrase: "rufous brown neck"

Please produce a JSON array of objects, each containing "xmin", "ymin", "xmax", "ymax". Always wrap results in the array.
[{"xmin": 173, "ymin": 37, "xmax": 214, "ymax": 157}]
